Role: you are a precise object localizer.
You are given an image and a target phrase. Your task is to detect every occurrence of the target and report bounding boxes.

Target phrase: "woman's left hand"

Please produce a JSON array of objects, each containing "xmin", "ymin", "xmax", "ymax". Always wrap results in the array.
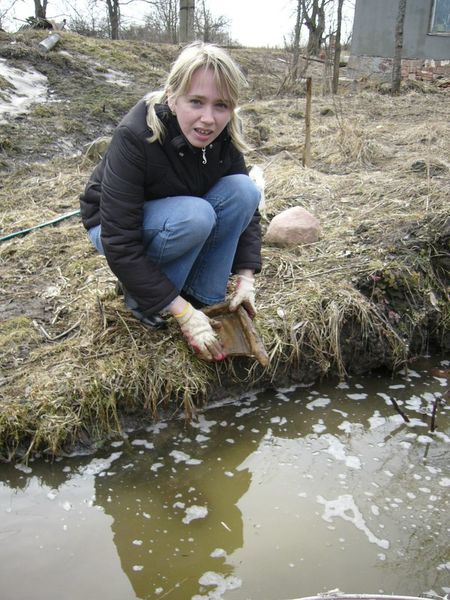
[{"xmin": 229, "ymin": 274, "xmax": 256, "ymax": 319}]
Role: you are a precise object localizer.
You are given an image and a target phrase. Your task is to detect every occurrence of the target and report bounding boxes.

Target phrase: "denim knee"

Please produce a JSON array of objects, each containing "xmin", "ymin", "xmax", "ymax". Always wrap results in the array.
[
  {"xmin": 214, "ymin": 174, "xmax": 261, "ymax": 217},
  {"xmin": 169, "ymin": 198, "xmax": 216, "ymax": 246},
  {"xmin": 235, "ymin": 174, "xmax": 261, "ymax": 214}
]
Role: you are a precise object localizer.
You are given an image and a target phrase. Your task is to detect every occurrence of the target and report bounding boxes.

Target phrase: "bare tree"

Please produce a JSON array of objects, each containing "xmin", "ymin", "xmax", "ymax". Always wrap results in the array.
[
  {"xmin": 332, "ymin": 0, "xmax": 344, "ymax": 93},
  {"xmin": 34, "ymin": 0, "xmax": 48, "ymax": 19},
  {"xmin": 194, "ymin": 0, "xmax": 230, "ymax": 44},
  {"xmin": 301, "ymin": 0, "xmax": 332, "ymax": 56},
  {"xmin": 143, "ymin": 0, "xmax": 178, "ymax": 43},
  {"xmin": 392, "ymin": 0, "xmax": 407, "ymax": 94},
  {"xmin": 105, "ymin": 0, "xmax": 120, "ymax": 39},
  {"xmin": 290, "ymin": 0, "xmax": 303, "ymax": 81}
]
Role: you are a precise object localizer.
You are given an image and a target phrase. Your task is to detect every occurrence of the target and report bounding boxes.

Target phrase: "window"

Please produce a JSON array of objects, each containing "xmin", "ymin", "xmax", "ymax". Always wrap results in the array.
[{"xmin": 430, "ymin": 0, "xmax": 450, "ymax": 33}]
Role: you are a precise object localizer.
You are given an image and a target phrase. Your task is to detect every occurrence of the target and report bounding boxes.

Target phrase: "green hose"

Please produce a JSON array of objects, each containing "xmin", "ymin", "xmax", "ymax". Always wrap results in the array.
[{"xmin": 0, "ymin": 209, "xmax": 81, "ymax": 243}]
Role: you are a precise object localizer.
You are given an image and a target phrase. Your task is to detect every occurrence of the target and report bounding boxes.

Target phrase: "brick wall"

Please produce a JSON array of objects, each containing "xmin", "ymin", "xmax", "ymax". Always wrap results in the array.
[{"xmin": 347, "ymin": 55, "xmax": 450, "ymax": 81}]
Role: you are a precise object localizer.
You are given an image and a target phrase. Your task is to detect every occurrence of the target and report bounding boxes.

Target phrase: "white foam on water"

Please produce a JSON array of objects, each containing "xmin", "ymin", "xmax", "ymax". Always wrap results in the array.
[
  {"xmin": 405, "ymin": 395, "xmax": 422, "ymax": 411},
  {"xmin": 417, "ymin": 435, "xmax": 435, "ymax": 445},
  {"xmin": 313, "ymin": 420, "xmax": 327, "ymax": 434},
  {"xmin": 438, "ymin": 478, "xmax": 450, "ymax": 487},
  {"xmin": 333, "ymin": 408, "xmax": 349, "ymax": 417},
  {"xmin": 146, "ymin": 421, "xmax": 168, "ymax": 433},
  {"xmin": 14, "ymin": 463, "xmax": 32, "ymax": 474},
  {"xmin": 275, "ymin": 392, "xmax": 290, "ymax": 402},
  {"xmin": 347, "ymin": 393, "xmax": 368, "ymax": 400},
  {"xmin": 399, "ymin": 441, "xmax": 412, "ymax": 449},
  {"xmin": 190, "ymin": 415, "xmax": 217, "ymax": 434},
  {"xmin": 369, "ymin": 411, "xmax": 387, "ymax": 430},
  {"xmin": 193, "ymin": 571, "xmax": 242, "ymax": 599},
  {"xmin": 306, "ymin": 397, "xmax": 331, "ymax": 410},
  {"xmin": 131, "ymin": 439, "xmax": 154, "ymax": 449},
  {"xmin": 210, "ymin": 548, "xmax": 226, "ymax": 558},
  {"xmin": 235, "ymin": 406, "xmax": 258, "ymax": 418},
  {"xmin": 317, "ymin": 494, "xmax": 389, "ymax": 549},
  {"xmin": 405, "ymin": 369, "xmax": 422, "ymax": 378},
  {"xmin": 337, "ymin": 382, "xmax": 350, "ymax": 389},
  {"xmin": 270, "ymin": 416, "xmax": 287, "ymax": 425},
  {"xmin": 276, "ymin": 384, "xmax": 299, "ymax": 393},
  {"xmin": 321, "ymin": 434, "xmax": 361, "ymax": 469},
  {"xmin": 170, "ymin": 450, "xmax": 202, "ymax": 465},
  {"xmin": 406, "ymin": 418, "xmax": 428, "ymax": 428},
  {"xmin": 182, "ymin": 505, "xmax": 208, "ymax": 524},
  {"xmin": 150, "ymin": 462, "xmax": 164, "ymax": 472},
  {"xmin": 81, "ymin": 451, "xmax": 122, "ymax": 476},
  {"xmin": 195, "ymin": 434, "xmax": 210, "ymax": 443},
  {"xmin": 110, "ymin": 441, "xmax": 124, "ymax": 447},
  {"xmin": 434, "ymin": 431, "xmax": 450, "ymax": 443}
]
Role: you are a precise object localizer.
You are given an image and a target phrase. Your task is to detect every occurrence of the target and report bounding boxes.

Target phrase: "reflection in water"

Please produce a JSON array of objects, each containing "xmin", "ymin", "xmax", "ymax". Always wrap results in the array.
[
  {"xmin": 0, "ymin": 358, "xmax": 448, "ymax": 600},
  {"xmin": 94, "ymin": 412, "xmax": 259, "ymax": 598}
]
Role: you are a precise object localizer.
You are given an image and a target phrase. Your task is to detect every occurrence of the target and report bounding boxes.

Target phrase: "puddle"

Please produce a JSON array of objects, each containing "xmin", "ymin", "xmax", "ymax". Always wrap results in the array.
[{"xmin": 0, "ymin": 358, "xmax": 449, "ymax": 600}]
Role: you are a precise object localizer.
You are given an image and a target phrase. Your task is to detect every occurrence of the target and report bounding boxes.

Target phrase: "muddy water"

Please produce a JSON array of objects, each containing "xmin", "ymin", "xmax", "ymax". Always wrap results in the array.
[{"xmin": 1, "ymin": 359, "xmax": 449, "ymax": 600}]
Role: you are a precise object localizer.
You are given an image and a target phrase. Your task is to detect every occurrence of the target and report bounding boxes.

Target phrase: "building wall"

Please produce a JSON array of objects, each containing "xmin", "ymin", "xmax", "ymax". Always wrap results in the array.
[{"xmin": 350, "ymin": 0, "xmax": 450, "ymax": 60}]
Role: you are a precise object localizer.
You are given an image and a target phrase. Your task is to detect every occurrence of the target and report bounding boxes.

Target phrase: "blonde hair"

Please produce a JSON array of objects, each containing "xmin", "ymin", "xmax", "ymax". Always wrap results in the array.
[{"xmin": 145, "ymin": 42, "xmax": 250, "ymax": 153}]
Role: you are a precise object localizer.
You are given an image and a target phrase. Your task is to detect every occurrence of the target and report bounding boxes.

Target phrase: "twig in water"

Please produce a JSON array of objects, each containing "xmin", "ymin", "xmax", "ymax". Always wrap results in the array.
[
  {"xmin": 429, "ymin": 395, "xmax": 442, "ymax": 432},
  {"xmin": 388, "ymin": 395, "xmax": 410, "ymax": 423}
]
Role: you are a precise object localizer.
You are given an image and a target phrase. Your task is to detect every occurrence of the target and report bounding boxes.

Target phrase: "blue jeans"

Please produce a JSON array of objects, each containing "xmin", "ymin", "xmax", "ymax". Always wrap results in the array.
[{"xmin": 87, "ymin": 174, "xmax": 260, "ymax": 305}]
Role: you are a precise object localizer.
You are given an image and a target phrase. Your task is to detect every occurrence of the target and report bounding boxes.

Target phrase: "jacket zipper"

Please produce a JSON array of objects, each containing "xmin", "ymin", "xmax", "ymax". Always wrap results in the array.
[{"xmin": 201, "ymin": 147, "xmax": 207, "ymax": 165}]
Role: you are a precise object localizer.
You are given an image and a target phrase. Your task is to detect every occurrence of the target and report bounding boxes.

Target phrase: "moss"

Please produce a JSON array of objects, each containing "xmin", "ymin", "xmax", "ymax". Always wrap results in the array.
[
  {"xmin": 0, "ymin": 136, "xmax": 15, "ymax": 151},
  {"xmin": 31, "ymin": 104, "xmax": 57, "ymax": 118},
  {"xmin": 0, "ymin": 316, "xmax": 35, "ymax": 346},
  {"xmin": 0, "ymin": 74, "xmax": 12, "ymax": 91}
]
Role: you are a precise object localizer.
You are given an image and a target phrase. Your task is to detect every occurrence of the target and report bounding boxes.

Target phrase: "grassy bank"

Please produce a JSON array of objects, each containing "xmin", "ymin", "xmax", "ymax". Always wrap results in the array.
[{"xmin": 0, "ymin": 31, "xmax": 448, "ymax": 459}]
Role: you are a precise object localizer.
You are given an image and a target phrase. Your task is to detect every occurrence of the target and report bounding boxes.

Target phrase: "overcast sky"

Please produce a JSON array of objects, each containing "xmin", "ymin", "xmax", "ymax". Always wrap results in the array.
[{"xmin": 5, "ymin": 0, "xmax": 355, "ymax": 48}]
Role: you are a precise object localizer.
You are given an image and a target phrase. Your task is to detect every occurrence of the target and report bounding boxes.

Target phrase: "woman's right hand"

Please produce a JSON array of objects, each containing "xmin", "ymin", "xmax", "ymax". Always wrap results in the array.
[{"xmin": 173, "ymin": 302, "xmax": 225, "ymax": 361}]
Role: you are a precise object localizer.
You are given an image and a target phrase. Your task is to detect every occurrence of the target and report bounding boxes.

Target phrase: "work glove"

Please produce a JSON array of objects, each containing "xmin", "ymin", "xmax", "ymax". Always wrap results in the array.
[
  {"xmin": 229, "ymin": 274, "xmax": 256, "ymax": 319},
  {"xmin": 174, "ymin": 303, "xmax": 225, "ymax": 361}
]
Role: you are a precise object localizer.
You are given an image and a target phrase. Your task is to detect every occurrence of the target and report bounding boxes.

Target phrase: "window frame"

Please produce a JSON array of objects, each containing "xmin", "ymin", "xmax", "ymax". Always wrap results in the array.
[{"xmin": 429, "ymin": 0, "xmax": 450, "ymax": 35}]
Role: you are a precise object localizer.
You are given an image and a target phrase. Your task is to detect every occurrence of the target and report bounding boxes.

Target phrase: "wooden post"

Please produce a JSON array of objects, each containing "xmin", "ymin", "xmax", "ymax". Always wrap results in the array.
[
  {"xmin": 302, "ymin": 77, "xmax": 312, "ymax": 167},
  {"xmin": 179, "ymin": 0, "xmax": 195, "ymax": 43}
]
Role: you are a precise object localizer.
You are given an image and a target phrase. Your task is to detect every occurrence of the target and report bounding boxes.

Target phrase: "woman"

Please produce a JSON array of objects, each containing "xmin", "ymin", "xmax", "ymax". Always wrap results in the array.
[{"xmin": 80, "ymin": 42, "xmax": 261, "ymax": 362}]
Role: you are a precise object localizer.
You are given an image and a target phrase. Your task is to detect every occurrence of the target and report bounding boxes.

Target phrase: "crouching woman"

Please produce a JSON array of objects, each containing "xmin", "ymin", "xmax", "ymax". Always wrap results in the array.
[{"xmin": 80, "ymin": 42, "xmax": 261, "ymax": 362}]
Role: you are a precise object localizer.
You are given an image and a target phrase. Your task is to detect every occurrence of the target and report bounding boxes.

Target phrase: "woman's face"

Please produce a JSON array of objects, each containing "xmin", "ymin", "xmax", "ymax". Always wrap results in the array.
[{"xmin": 168, "ymin": 68, "xmax": 232, "ymax": 148}]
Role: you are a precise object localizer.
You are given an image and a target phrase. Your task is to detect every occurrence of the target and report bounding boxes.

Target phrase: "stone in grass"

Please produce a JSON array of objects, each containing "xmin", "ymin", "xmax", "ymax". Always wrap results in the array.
[{"xmin": 265, "ymin": 206, "xmax": 321, "ymax": 247}]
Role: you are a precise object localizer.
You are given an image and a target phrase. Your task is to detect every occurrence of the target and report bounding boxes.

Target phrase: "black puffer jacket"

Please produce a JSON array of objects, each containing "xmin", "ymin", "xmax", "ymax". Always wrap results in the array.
[{"xmin": 80, "ymin": 100, "xmax": 262, "ymax": 315}]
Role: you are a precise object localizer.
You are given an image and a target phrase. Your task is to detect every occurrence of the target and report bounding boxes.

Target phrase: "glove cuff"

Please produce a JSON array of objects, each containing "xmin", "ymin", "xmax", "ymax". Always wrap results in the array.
[
  {"xmin": 237, "ymin": 274, "xmax": 255, "ymax": 283},
  {"xmin": 174, "ymin": 302, "xmax": 194, "ymax": 326}
]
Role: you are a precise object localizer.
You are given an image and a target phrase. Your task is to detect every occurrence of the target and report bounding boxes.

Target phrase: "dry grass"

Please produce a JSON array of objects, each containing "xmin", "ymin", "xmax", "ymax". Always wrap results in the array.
[{"xmin": 0, "ymin": 38, "xmax": 449, "ymax": 459}]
